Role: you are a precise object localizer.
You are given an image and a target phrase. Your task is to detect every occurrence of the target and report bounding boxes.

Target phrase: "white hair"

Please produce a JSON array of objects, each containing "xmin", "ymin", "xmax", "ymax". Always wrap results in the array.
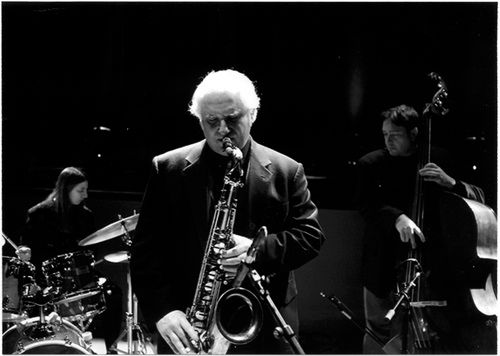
[{"xmin": 188, "ymin": 69, "xmax": 260, "ymax": 119}]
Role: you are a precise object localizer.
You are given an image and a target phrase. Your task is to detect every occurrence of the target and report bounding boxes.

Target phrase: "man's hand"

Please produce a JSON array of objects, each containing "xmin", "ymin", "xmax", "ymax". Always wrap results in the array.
[
  {"xmin": 15, "ymin": 246, "xmax": 32, "ymax": 262},
  {"xmin": 395, "ymin": 214, "xmax": 425, "ymax": 249},
  {"xmin": 218, "ymin": 234, "xmax": 252, "ymax": 279},
  {"xmin": 419, "ymin": 162, "xmax": 456, "ymax": 189},
  {"xmin": 156, "ymin": 310, "xmax": 199, "ymax": 354}
]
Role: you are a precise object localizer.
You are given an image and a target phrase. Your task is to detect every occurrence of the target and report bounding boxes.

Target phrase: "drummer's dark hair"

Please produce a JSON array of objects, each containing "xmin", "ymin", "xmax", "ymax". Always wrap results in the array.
[{"xmin": 45, "ymin": 167, "xmax": 88, "ymax": 229}]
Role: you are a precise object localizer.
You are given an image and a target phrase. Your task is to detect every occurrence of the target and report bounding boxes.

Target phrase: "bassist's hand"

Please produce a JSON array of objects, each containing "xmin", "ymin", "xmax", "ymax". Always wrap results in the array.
[
  {"xmin": 156, "ymin": 310, "xmax": 199, "ymax": 354},
  {"xmin": 419, "ymin": 162, "xmax": 456, "ymax": 189},
  {"xmin": 395, "ymin": 214, "xmax": 426, "ymax": 249}
]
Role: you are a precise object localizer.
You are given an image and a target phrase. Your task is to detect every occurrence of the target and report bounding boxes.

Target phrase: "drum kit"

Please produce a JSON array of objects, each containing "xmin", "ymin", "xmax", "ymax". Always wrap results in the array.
[{"xmin": 2, "ymin": 213, "xmax": 146, "ymax": 354}]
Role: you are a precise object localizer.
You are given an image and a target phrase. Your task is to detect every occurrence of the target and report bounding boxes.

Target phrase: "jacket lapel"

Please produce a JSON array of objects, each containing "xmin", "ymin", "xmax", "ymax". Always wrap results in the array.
[
  {"xmin": 182, "ymin": 140, "xmax": 210, "ymax": 248},
  {"xmin": 246, "ymin": 141, "xmax": 273, "ymax": 237}
]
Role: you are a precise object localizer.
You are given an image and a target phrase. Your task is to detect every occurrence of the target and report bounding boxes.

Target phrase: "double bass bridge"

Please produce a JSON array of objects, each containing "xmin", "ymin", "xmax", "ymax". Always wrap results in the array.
[{"xmin": 410, "ymin": 300, "xmax": 447, "ymax": 308}]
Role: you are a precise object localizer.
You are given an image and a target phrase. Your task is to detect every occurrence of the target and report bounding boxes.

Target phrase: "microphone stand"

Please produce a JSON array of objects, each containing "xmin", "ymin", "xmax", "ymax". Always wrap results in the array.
[
  {"xmin": 385, "ymin": 271, "xmax": 421, "ymax": 322},
  {"xmin": 384, "ymin": 270, "xmax": 421, "ymax": 354},
  {"xmin": 320, "ymin": 292, "xmax": 385, "ymax": 348},
  {"xmin": 233, "ymin": 226, "xmax": 304, "ymax": 354},
  {"xmin": 247, "ymin": 269, "xmax": 305, "ymax": 355}
]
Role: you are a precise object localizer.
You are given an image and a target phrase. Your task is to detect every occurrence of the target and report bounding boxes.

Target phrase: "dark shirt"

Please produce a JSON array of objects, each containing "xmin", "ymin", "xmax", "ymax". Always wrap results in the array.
[{"xmin": 205, "ymin": 139, "xmax": 251, "ymax": 222}]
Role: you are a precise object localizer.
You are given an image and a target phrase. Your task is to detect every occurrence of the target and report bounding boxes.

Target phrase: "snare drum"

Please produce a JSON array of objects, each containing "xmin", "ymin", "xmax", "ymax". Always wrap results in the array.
[
  {"xmin": 42, "ymin": 251, "xmax": 99, "ymax": 303},
  {"xmin": 2, "ymin": 316, "xmax": 92, "ymax": 354},
  {"xmin": 54, "ymin": 287, "xmax": 106, "ymax": 322},
  {"xmin": 2, "ymin": 257, "xmax": 37, "ymax": 322}
]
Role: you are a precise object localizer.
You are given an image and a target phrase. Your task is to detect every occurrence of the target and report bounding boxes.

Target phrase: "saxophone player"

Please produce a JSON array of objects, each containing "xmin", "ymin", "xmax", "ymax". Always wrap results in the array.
[{"xmin": 131, "ymin": 69, "xmax": 325, "ymax": 354}]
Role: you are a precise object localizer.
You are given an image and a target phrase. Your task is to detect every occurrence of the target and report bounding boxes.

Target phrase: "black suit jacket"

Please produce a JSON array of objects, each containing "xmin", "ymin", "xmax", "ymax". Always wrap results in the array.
[{"xmin": 130, "ymin": 139, "xmax": 325, "ymax": 337}]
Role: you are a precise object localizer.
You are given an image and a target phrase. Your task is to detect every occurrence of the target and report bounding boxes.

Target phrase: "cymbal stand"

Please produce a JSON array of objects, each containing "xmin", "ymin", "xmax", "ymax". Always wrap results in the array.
[
  {"xmin": 385, "ymin": 269, "xmax": 421, "ymax": 354},
  {"xmin": 109, "ymin": 217, "xmax": 146, "ymax": 354}
]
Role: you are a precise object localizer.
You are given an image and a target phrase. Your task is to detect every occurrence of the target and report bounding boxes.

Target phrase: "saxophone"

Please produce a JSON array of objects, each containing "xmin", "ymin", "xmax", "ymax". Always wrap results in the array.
[{"xmin": 187, "ymin": 137, "xmax": 262, "ymax": 354}]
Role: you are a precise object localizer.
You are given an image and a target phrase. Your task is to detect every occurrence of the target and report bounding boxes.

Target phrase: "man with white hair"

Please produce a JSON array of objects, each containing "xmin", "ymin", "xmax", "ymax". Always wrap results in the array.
[{"xmin": 131, "ymin": 69, "xmax": 325, "ymax": 354}]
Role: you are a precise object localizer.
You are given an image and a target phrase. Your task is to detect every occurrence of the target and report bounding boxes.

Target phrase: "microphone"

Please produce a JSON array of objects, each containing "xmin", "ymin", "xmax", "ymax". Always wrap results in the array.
[
  {"xmin": 222, "ymin": 137, "xmax": 243, "ymax": 161},
  {"xmin": 320, "ymin": 292, "xmax": 355, "ymax": 320},
  {"xmin": 384, "ymin": 271, "xmax": 421, "ymax": 320},
  {"xmin": 385, "ymin": 309, "xmax": 396, "ymax": 321},
  {"xmin": 232, "ymin": 226, "xmax": 268, "ymax": 288}
]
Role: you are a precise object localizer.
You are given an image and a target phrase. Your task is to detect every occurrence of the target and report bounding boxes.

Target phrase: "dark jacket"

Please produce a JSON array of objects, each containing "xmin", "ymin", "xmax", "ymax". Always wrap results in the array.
[
  {"xmin": 20, "ymin": 199, "xmax": 95, "ymax": 285},
  {"xmin": 21, "ymin": 200, "xmax": 95, "ymax": 265},
  {"xmin": 130, "ymin": 139, "xmax": 325, "ymax": 349}
]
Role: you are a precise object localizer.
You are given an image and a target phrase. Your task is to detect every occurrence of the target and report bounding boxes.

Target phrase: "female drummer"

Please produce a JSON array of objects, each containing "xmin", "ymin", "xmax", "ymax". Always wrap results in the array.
[
  {"xmin": 20, "ymin": 166, "xmax": 122, "ymax": 353},
  {"xmin": 21, "ymin": 166, "xmax": 94, "ymax": 272}
]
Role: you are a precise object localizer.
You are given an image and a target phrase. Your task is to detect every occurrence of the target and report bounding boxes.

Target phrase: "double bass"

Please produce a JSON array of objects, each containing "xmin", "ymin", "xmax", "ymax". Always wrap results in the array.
[
  {"xmin": 439, "ymin": 181, "xmax": 497, "ymax": 353},
  {"xmin": 386, "ymin": 73, "xmax": 497, "ymax": 354}
]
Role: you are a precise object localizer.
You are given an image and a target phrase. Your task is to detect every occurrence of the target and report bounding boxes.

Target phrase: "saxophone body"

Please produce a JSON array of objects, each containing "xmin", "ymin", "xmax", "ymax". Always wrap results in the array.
[{"xmin": 187, "ymin": 138, "xmax": 262, "ymax": 354}]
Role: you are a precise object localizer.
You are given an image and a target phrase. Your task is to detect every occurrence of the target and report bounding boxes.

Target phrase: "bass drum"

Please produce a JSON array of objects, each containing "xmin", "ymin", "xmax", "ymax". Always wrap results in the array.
[{"xmin": 2, "ymin": 317, "xmax": 92, "ymax": 354}]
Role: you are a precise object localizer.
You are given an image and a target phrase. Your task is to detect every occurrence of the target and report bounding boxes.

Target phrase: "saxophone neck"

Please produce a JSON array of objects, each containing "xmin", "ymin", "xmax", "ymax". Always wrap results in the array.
[
  {"xmin": 222, "ymin": 137, "xmax": 243, "ymax": 162},
  {"xmin": 225, "ymin": 161, "xmax": 244, "ymax": 185}
]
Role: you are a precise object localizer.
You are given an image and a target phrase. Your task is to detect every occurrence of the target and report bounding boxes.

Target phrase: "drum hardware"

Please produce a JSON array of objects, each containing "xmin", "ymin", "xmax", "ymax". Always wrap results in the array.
[
  {"xmin": 2, "ymin": 232, "xmax": 34, "ymax": 323},
  {"xmin": 106, "ymin": 216, "xmax": 146, "ymax": 354},
  {"xmin": 3, "ymin": 256, "xmax": 37, "ymax": 323},
  {"xmin": 2, "ymin": 310, "xmax": 93, "ymax": 354},
  {"xmin": 78, "ymin": 212, "xmax": 145, "ymax": 353},
  {"xmin": 66, "ymin": 311, "xmax": 99, "ymax": 334},
  {"xmin": 54, "ymin": 287, "xmax": 107, "ymax": 332}
]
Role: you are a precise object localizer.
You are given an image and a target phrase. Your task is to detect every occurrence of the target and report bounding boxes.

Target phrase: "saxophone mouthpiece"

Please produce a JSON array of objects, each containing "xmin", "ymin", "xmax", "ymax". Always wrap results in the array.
[{"xmin": 222, "ymin": 137, "xmax": 243, "ymax": 161}]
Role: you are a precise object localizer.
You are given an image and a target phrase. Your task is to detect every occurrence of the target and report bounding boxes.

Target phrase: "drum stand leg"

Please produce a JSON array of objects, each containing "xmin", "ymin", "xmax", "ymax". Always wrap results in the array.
[{"xmin": 109, "ymin": 256, "xmax": 146, "ymax": 354}]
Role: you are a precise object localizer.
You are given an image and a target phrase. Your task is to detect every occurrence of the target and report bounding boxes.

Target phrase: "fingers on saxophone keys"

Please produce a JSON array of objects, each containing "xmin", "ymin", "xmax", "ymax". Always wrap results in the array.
[
  {"xmin": 190, "ymin": 339, "xmax": 200, "ymax": 352},
  {"xmin": 166, "ymin": 334, "xmax": 185, "ymax": 354}
]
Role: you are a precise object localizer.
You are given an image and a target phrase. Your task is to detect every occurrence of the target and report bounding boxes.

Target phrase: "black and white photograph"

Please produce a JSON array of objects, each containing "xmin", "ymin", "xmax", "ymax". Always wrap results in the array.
[{"xmin": 1, "ymin": 2, "xmax": 497, "ymax": 354}]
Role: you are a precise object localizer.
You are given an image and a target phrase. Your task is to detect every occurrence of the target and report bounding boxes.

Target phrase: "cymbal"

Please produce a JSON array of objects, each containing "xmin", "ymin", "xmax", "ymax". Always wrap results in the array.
[
  {"xmin": 104, "ymin": 251, "xmax": 129, "ymax": 264},
  {"xmin": 79, "ymin": 213, "xmax": 139, "ymax": 246}
]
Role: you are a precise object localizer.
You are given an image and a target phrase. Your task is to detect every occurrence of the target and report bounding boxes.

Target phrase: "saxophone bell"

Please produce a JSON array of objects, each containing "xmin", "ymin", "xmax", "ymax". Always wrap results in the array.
[
  {"xmin": 214, "ymin": 226, "xmax": 267, "ymax": 345},
  {"xmin": 215, "ymin": 287, "xmax": 263, "ymax": 345}
]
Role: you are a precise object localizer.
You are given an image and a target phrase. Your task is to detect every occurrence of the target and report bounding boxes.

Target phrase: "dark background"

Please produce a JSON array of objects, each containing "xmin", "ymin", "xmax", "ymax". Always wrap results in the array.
[
  {"xmin": 2, "ymin": 2, "xmax": 497, "ymax": 209},
  {"xmin": 2, "ymin": 2, "xmax": 497, "ymax": 354}
]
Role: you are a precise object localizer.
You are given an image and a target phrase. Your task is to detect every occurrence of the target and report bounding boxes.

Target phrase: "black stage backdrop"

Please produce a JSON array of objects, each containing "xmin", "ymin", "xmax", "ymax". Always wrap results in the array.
[{"xmin": 1, "ymin": 2, "xmax": 497, "ymax": 354}]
